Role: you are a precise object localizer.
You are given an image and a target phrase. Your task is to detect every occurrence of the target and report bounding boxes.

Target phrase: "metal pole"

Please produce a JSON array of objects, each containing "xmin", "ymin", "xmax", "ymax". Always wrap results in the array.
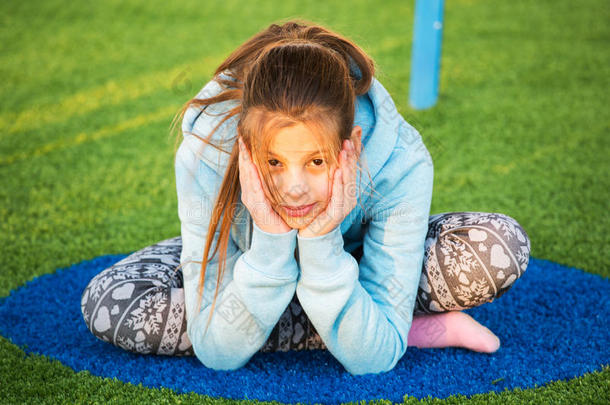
[{"xmin": 409, "ymin": 0, "xmax": 445, "ymax": 109}]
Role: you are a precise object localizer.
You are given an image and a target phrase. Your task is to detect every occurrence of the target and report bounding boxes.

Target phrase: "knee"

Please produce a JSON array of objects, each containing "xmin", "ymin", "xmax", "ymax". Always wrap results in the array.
[
  {"xmin": 439, "ymin": 211, "xmax": 531, "ymax": 274},
  {"xmin": 81, "ymin": 268, "xmax": 117, "ymax": 343},
  {"xmin": 494, "ymin": 213, "xmax": 531, "ymax": 270},
  {"xmin": 484, "ymin": 213, "xmax": 531, "ymax": 298},
  {"xmin": 80, "ymin": 267, "xmax": 162, "ymax": 353},
  {"xmin": 452, "ymin": 212, "xmax": 531, "ymax": 296},
  {"xmin": 424, "ymin": 212, "xmax": 532, "ymax": 309}
]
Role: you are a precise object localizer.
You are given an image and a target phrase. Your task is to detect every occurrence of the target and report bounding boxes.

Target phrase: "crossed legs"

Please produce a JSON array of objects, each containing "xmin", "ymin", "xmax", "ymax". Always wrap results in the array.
[{"xmin": 80, "ymin": 211, "xmax": 530, "ymax": 355}]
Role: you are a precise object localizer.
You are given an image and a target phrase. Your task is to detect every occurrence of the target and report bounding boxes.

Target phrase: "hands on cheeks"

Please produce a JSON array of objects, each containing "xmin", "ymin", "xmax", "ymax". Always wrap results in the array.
[
  {"xmin": 298, "ymin": 138, "xmax": 360, "ymax": 238},
  {"xmin": 238, "ymin": 136, "xmax": 292, "ymax": 234}
]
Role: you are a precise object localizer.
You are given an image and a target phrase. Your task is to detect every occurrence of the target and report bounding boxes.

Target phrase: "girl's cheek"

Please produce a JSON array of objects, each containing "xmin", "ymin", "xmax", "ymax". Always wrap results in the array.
[
  {"xmin": 270, "ymin": 172, "xmax": 284, "ymax": 189},
  {"xmin": 317, "ymin": 177, "xmax": 332, "ymax": 200}
]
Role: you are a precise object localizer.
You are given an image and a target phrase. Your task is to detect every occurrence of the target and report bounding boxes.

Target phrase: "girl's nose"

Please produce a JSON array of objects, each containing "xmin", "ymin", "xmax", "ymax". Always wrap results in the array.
[{"xmin": 282, "ymin": 172, "xmax": 310, "ymax": 199}]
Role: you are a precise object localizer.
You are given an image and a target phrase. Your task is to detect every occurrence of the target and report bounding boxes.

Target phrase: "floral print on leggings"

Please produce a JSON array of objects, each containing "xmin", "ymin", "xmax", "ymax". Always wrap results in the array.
[{"xmin": 80, "ymin": 211, "xmax": 530, "ymax": 356}]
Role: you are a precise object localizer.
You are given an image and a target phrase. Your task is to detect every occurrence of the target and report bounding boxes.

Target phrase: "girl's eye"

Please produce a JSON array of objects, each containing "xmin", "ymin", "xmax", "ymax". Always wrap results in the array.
[{"xmin": 267, "ymin": 159, "xmax": 324, "ymax": 167}]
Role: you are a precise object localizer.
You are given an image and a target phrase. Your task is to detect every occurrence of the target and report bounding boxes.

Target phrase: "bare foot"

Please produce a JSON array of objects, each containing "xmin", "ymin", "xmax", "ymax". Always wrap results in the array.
[
  {"xmin": 408, "ymin": 311, "xmax": 500, "ymax": 353},
  {"xmin": 446, "ymin": 311, "xmax": 500, "ymax": 353}
]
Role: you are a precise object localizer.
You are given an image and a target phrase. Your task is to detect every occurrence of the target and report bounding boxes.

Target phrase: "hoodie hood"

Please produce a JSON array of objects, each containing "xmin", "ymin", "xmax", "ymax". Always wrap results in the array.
[{"xmin": 181, "ymin": 70, "xmax": 402, "ymax": 199}]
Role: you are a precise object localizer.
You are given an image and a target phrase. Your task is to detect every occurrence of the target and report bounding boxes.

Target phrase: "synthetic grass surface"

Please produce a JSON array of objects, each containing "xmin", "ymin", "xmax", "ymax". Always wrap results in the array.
[
  {"xmin": 1, "ymin": 0, "xmax": 608, "ymax": 403},
  {"xmin": 1, "ymin": 255, "xmax": 608, "ymax": 403}
]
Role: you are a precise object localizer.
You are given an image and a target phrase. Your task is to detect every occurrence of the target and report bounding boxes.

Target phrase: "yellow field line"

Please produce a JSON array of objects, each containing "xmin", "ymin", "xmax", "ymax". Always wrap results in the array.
[
  {"xmin": 0, "ymin": 56, "xmax": 216, "ymax": 136},
  {"xmin": 0, "ymin": 105, "xmax": 179, "ymax": 166}
]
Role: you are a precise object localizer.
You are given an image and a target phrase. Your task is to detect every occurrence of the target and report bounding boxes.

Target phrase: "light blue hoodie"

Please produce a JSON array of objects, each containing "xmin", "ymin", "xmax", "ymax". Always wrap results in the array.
[{"xmin": 174, "ymin": 70, "xmax": 434, "ymax": 375}]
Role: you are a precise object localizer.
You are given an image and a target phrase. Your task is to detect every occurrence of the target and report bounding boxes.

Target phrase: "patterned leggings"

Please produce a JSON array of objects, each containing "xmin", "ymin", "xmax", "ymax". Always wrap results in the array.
[{"xmin": 81, "ymin": 212, "xmax": 531, "ymax": 356}]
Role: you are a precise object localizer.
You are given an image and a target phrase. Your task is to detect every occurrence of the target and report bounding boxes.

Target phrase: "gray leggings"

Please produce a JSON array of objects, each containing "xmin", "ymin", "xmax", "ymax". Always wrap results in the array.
[{"xmin": 80, "ymin": 212, "xmax": 530, "ymax": 356}]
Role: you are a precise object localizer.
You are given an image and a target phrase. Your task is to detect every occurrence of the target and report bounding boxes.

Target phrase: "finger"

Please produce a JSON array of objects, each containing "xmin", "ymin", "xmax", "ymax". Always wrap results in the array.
[
  {"xmin": 346, "ymin": 141, "xmax": 358, "ymax": 200},
  {"xmin": 311, "ymin": 168, "xmax": 340, "ymax": 231},
  {"xmin": 247, "ymin": 153, "xmax": 272, "ymax": 206},
  {"xmin": 333, "ymin": 166, "xmax": 344, "ymax": 210},
  {"xmin": 335, "ymin": 145, "xmax": 347, "ymax": 198},
  {"xmin": 239, "ymin": 139, "xmax": 256, "ymax": 205},
  {"xmin": 252, "ymin": 163, "xmax": 267, "ymax": 201},
  {"xmin": 238, "ymin": 140, "xmax": 250, "ymax": 187},
  {"xmin": 242, "ymin": 140, "xmax": 273, "ymax": 206},
  {"xmin": 325, "ymin": 168, "xmax": 338, "ymax": 207},
  {"xmin": 245, "ymin": 146, "xmax": 262, "ymax": 192},
  {"xmin": 341, "ymin": 149, "xmax": 350, "ymax": 187},
  {"xmin": 241, "ymin": 139, "xmax": 257, "ymax": 186},
  {"xmin": 347, "ymin": 139, "xmax": 357, "ymax": 167},
  {"xmin": 239, "ymin": 137, "xmax": 251, "ymax": 163}
]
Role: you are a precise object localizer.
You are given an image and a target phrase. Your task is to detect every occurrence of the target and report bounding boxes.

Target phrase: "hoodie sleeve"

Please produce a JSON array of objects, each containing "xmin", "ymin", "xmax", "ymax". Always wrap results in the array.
[
  {"xmin": 175, "ymin": 139, "xmax": 299, "ymax": 371},
  {"xmin": 295, "ymin": 141, "xmax": 434, "ymax": 375}
]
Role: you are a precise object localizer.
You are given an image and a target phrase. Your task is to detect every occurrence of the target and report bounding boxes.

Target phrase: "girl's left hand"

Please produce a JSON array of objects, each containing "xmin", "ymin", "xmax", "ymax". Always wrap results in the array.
[{"xmin": 298, "ymin": 138, "xmax": 359, "ymax": 238}]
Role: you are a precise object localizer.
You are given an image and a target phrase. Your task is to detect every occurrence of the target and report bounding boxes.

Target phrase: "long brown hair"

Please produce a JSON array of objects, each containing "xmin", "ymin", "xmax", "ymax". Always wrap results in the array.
[{"xmin": 169, "ymin": 19, "xmax": 379, "ymax": 337}]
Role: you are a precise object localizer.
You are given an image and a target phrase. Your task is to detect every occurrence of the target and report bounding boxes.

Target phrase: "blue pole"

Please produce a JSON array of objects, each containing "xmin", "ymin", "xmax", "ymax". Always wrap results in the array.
[{"xmin": 409, "ymin": 0, "xmax": 445, "ymax": 110}]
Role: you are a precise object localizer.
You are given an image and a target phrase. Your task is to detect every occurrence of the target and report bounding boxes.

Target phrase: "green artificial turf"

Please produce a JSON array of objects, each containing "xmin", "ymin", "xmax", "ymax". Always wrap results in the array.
[{"xmin": 1, "ymin": 0, "xmax": 608, "ymax": 403}]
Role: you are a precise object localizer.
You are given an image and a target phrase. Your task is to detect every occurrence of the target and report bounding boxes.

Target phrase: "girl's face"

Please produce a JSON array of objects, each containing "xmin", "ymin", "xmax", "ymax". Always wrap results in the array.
[{"xmin": 259, "ymin": 122, "xmax": 360, "ymax": 230}]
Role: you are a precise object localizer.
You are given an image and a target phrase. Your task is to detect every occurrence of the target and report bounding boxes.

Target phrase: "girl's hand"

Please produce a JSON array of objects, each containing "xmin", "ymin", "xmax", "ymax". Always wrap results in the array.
[
  {"xmin": 238, "ymin": 136, "xmax": 293, "ymax": 234},
  {"xmin": 298, "ymin": 138, "xmax": 359, "ymax": 238}
]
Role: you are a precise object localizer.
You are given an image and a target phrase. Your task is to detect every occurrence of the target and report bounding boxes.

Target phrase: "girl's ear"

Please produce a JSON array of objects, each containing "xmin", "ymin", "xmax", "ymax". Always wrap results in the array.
[{"xmin": 350, "ymin": 125, "xmax": 363, "ymax": 157}]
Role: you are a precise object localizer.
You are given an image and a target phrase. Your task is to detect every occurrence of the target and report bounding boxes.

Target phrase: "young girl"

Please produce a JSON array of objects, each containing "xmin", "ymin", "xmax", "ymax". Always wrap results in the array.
[{"xmin": 81, "ymin": 20, "xmax": 531, "ymax": 375}]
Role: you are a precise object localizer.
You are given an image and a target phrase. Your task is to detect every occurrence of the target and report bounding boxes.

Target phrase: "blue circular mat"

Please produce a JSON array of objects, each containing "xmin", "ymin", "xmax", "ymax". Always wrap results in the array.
[{"xmin": 0, "ymin": 255, "xmax": 608, "ymax": 404}]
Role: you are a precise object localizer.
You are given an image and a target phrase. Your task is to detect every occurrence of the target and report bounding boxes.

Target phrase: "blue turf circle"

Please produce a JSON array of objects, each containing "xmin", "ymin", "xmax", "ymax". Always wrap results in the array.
[{"xmin": 0, "ymin": 256, "xmax": 608, "ymax": 404}]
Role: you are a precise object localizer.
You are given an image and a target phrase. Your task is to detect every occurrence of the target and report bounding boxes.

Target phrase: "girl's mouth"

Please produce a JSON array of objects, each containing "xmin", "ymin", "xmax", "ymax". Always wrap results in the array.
[{"xmin": 282, "ymin": 203, "xmax": 316, "ymax": 217}]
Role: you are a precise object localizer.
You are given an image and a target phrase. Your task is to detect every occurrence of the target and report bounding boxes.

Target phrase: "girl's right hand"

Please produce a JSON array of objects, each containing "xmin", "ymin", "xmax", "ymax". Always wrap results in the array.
[{"xmin": 237, "ymin": 136, "xmax": 293, "ymax": 234}]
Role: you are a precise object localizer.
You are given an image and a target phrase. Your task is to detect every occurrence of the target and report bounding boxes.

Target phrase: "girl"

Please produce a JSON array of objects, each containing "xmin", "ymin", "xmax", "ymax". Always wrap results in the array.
[{"xmin": 81, "ymin": 19, "xmax": 531, "ymax": 376}]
